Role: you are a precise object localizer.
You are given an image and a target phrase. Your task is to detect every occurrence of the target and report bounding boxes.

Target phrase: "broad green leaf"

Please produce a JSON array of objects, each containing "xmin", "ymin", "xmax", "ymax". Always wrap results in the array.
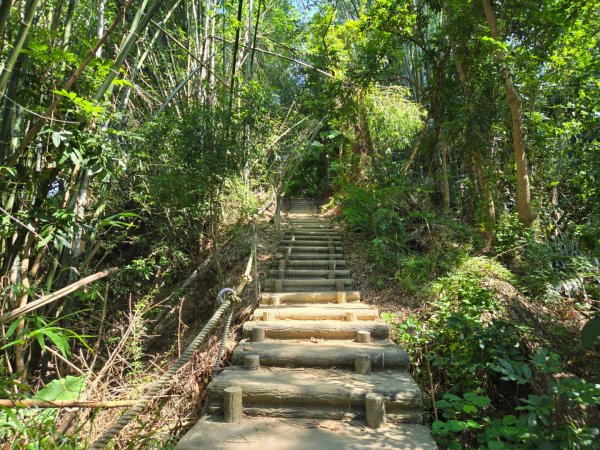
[
  {"xmin": 33, "ymin": 376, "xmax": 86, "ymax": 401},
  {"xmin": 52, "ymin": 132, "xmax": 61, "ymax": 148}
]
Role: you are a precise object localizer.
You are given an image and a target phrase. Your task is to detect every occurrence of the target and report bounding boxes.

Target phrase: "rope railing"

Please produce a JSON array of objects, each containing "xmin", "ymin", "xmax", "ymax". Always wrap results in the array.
[{"xmin": 88, "ymin": 224, "xmax": 259, "ymax": 449}]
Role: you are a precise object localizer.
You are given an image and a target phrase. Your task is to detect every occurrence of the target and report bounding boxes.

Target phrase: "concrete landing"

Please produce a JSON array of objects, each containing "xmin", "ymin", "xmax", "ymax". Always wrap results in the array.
[{"xmin": 176, "ymin": 417, "xmax": 437, "ymax": 450}]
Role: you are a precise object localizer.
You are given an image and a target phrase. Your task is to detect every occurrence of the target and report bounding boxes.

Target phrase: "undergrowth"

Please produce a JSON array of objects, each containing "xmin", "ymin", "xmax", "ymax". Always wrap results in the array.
[{"xmin": 335, "ymin": 185, "xmax": 600, "ymax": 449}]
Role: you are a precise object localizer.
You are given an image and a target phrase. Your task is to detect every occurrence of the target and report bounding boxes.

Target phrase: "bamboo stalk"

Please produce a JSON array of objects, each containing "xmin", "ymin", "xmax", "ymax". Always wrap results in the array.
[
  {"xmin": 0, "ymin": 267, "xmax": 119, "ymax": 324},
  {"xmin": 2, "ymin": 0, "xmax": 135, "ymax": 173},
  {"xmin": 0, "ymin": 399, "xmax": 137, "ymax": 409}
]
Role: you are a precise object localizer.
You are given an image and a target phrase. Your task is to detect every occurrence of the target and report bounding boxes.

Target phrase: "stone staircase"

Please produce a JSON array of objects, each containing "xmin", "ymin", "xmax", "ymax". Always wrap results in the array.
[{"xmin": 176, "ymin": 199, "xmax": 437, "ymax": 449}]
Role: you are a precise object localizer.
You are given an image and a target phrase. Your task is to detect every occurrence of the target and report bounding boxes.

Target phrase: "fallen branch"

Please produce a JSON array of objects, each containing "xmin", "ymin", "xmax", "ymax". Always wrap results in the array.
[
  {"xmin": 0, "ymin": 399, "xmax": 136, "ymax": 409},
  {"xmin": 0, "ymin": 268, "xmax": 119, "ymax": 324}
]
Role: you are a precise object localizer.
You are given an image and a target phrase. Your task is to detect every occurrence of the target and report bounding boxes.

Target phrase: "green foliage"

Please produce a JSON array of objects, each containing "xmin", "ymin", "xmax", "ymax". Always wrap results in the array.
[
  {"xmin": 2, "ymin": 315, "xmax": 90, "ymax": 358},
  {"xmin": 581, "ymin": 316, "xmax": 600, "ymax": 350},
  {"xmin": 0, "ymin": 376, "xmax": 85, "ymax": 448},
  {"xmin": 366, "ymin": 86, "xmax": 425, "ymax": 159},
  {"xmin": 384, "ymin": 255, "xmax": 599, "ymax": 448}
]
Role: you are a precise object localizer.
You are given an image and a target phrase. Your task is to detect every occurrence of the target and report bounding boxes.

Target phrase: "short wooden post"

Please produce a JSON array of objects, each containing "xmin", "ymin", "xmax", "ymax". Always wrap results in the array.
[
  {"xmin": 252, "ymin": 327, "xmax": 266, "ymax": 342},
  {"xmin": 355, "ymin": 354, "xmax": 371, "ymax": 375},
  {"xmin": 336, "ymin": 291, "xmax": 347, "ymax": 304},
  {"xmin": 263, "ymin": 311, "xmax": 275, "ymax": 321},
  {"xmin": 244, "ymin": 354, "xmax": 260, "ymax": 370},
  {"xmin": 357, "ymin": 330, "xmax": 370, "ymax": 343},
  {"xmin": 365, "ymin": 393, "xmax": 386, "ymax": 428},
  {"xmin": 224, "ymin": 387, "xmax": 243, "ymax": 423},
  {"xmin": 345, "ymin": 311, "xmax": 357, "ymax": 322}
]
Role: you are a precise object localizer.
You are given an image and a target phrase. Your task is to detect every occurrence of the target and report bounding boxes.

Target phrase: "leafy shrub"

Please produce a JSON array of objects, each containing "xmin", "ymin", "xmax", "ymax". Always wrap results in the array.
[{"xmin": 385, "ymin": 257, "xmax": 600, "ymax": 449}]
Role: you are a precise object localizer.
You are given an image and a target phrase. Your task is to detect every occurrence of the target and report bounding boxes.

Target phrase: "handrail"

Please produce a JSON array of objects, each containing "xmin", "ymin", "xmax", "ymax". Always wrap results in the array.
[{"xmin": 88, "ymin": 222, "xmax": 259, "ymax": 449}]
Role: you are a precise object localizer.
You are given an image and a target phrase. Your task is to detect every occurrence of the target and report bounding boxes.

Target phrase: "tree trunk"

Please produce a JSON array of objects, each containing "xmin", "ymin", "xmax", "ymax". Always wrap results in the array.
[
  {"xmin": 0, "ymin": 0, "xmax": 39, "ymax": 94},
  {"xmin": 482, "ymin": 0, "xmax": 534, "ymax": 226},
  {"xmin": 96, "ymin": 0, "xmax": 106, "ymax": 57},
  {"xmin": 440, "ymin": 138, "xmax": 450, "ymax": 212}
]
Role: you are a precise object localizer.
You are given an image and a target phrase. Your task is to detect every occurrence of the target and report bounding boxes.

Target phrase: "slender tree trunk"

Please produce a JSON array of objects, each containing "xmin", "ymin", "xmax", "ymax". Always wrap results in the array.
[
  {"xmin": 94, "ymin": 0, "xmax": 166, "ymax": 101},
  {"xmin": 0, "ymin": 0, "xmax": 39, "ymax": 94},
  {"xmin": 448, "ymin": 32, "xmax": 497, "ymax": 228},
  {"xmin": 14, "ymin": 233, "xmax": 34, "ymax": 378},
  {"xmin": 96, "ymin": 0, "xmax": 106, "ymax": 57},
  {"xmin": 0, "ymin": 0, "xmax": 12, "ymax": 53},
  {"xmin": 61, "ymin": 0, "xmax": 76, "ymax": 50},
  {"xmin": 482, "ymin": 0, "xmax": 534, "ymax": 226},
  {"xmin": 440, "ymin": 138, "xmax": 450, "ymax": 212},
  {"xmin": 472, "ymin": 150, "xmax": 496, "ymax": 247}
]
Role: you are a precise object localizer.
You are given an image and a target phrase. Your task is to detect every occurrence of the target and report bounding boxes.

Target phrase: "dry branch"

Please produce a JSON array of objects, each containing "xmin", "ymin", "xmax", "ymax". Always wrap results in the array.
[
  {"xmin": 0, "ymin": 268, "xmax": 119, "ymax": 324},
  {"xmin": 0, "ymin": 399, "xmax": 136, "ymax": 409}
]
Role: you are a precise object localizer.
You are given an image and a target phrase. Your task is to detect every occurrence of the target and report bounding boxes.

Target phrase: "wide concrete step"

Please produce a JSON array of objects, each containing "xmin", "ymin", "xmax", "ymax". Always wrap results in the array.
[
  {"xmin": 268, "ymin": 269, "xmax": 350, "ymax": 278},
  {"xmin": 243, "ymin": 319, "xmax": 388, "ymax": 340},
  {"xmin": 205, "ymin": 367, "xmax": 421, "ymax": 422},
  {"xmin": 260, "ymin": 291, "xmax": 361, "ymax": 304},
  {"xmin": 177, "ymin": 417, "xmax": 436, "ymax": 450},
  {"xmin": 232, "ymin": 340, "xmax": 409, "ymax": 370},
  {"xmin": 253, "ymin": 304, "xmax": 378, "ymax": 321}
]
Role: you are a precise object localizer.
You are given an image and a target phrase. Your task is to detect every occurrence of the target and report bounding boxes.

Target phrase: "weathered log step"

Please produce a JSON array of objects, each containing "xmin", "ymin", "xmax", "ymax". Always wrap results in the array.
[
  {"xmin": 205, "ymin": 367, "xmax": 421, "ymax": 423},
  {"xmin": 260, "ymin": 291, "xmax": 361, "ymax": 304},
  {"xmin": 243, "ymin": 320, "xmax": 388, "ymax": 340},
  {"xmin": 268, "ymin": 269, "xmax": 350, "ymax": 278},
  {"xmin": 278, "ymin": 246, "xmax": 343, "ymax": 253},
  {"xmin": 286, "ymin": 229, "xmax": 339, "ymax": 234},
  {"xmin": 279, "ymin": 240, "xmax": 341, "ymax": 246},
  {"xmin": 176, "ymin": 417, "xmax": 437, "ymax": 450},
  {"xmin": 276, "ymin": 253, "xmax": 345, "ymax": 260},
  {"xmin": 288, "ymin": 225, "xmax": 333, "ymax": 230},
  {"xmin": 232, "ymin": 340, "xmax": 408, "ymax": 370},
  {"xmin": 265, "ymin": 278, "xmax": 351, "ymax": 286},
  {"xmin": 284, "ymin": 232, "xmax": 342, "ymax": 242},
  {"xmin": 273, "ymin": 259, "xmax": 347, "ymax": 267},
  {"xmin": 252, "ymin": 304, "xmax": 378, "ymax": 321},
  {"xmin": 264, "ymin": 279, "xmax": 352, "ymax": 292}
]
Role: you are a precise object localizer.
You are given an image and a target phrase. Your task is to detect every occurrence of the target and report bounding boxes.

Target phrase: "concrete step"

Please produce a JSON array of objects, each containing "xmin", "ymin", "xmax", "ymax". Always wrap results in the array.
[
  {"xmin": 205, "ymin": 367, "xmax": 422, "ymax": 423},
  {"xmin": 278, "ymin": 246, "xmax": 343, "ymax": 253},
  {"xmin": 260, "ymin": 291, "xmax": 361, "ymax": 305},
  {"xmin": 279, "ymin": 240, "xmax": 341, "ymax": 246},
  {"xmin": 232, "ymin": 340, "xmax": 408, "ymax": 370},
  {"xmin": 286, "ymin": 228, "xmax": 336, "ymax": 232},
  {"xmin": 243, "ymin": 319, "xmax": 388, "ymax": 340},
  {"xmin": 252, "ymin": 303, "xmax": 378, "ymax": 321},
  {"xmin": 288, "ymin": 225, "xmax": 333, "ymax": 230},
  {"xmin": 284, "ymin": 233, "xmax": 341, "ymax": 240},
  {"xmin": 276, "ymin": 253, "xmax": 344, "ymax": 260},
  {"xmin": 267, "ymin": 269, "xmax": 350, "ymax": 278},
  {"xmin": 272, "ymin": 259, "xmax": 347, "ymax": 267},
  {"xmin": 264, "ymin": 278, "xmax": 352, "ymax": 292},
  {"xmin": 176, "ymin": 417, "xmax": 436, "ymax": 450}
]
